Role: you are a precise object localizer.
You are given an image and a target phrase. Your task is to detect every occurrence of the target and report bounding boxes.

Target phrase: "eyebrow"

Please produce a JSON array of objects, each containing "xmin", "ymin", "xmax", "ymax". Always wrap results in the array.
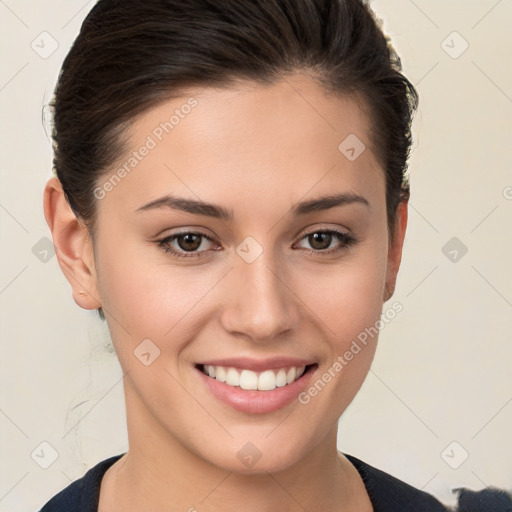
[{"xmin": 135, "ymin": 192, "xmax": 370, "ymax": 220}]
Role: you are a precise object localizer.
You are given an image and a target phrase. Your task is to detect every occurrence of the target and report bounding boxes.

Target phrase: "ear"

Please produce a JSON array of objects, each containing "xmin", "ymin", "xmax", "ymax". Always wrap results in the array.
[
  {"xmin": 43, "ymin": 177, "xmax": 101, "ymax": 310},
  {"xmin": 383, "ymin": 198, "xmax": 408, "ymax": 302}
]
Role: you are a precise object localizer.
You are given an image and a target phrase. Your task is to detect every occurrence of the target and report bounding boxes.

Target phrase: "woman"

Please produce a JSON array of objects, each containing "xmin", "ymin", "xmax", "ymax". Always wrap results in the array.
[{"xmin": 37, "ymin": 0, "xmax": 509, "ymax": 510}]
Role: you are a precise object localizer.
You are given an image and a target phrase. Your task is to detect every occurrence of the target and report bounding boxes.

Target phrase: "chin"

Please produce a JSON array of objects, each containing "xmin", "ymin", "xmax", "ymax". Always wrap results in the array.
[{"xmin": 198, "ymin": 436, "xmax": 312, "ymax": 476}]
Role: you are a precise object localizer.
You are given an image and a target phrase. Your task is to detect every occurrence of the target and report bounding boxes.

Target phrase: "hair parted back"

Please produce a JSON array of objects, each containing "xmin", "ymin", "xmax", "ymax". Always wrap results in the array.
[{"xmin": 50, "ymin": 0, "xmax": 419, "ymax": 320}]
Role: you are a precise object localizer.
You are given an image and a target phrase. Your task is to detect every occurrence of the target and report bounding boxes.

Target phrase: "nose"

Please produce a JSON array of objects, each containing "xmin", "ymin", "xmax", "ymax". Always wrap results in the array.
[{"xmin": 220, "ymin": 250, "xmax": 301, "ymax": 343}]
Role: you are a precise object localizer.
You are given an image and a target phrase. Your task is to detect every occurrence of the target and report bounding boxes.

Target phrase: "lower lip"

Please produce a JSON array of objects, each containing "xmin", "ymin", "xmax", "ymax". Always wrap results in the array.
[{"xmin": 195, "ymin": 365, "xmax": 317, "ymax": 414}]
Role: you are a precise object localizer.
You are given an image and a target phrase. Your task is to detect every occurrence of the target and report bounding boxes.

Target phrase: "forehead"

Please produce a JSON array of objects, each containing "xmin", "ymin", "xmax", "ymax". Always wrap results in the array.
[{"xmin": 96, "ymin": 73, "xmax": 385, "ymax": 221}]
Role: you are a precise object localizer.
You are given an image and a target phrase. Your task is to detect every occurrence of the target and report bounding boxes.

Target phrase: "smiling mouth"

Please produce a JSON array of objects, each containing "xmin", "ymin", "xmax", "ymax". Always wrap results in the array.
[{"xmin": 195, "ymin": 363, "xmax": 318, "ymax": 391}]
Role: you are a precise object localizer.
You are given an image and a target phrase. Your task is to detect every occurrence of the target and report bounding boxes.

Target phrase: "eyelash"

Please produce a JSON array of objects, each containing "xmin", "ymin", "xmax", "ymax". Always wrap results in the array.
[{"xmin": 156, "ymin": 229, "xmax": 357, "ymax": 259}]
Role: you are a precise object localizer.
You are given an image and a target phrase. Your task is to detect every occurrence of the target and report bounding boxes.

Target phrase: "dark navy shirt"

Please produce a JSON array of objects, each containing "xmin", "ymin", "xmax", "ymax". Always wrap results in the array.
[{"xmin": 38, "ymin": 452, "xmax": 511, "ymax": 511}]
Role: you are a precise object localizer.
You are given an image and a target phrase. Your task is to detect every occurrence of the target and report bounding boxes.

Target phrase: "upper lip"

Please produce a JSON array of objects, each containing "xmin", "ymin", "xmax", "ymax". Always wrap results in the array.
[{"xmin": 196, "ymin": 357, "xmax": 316, "ymax": 372}]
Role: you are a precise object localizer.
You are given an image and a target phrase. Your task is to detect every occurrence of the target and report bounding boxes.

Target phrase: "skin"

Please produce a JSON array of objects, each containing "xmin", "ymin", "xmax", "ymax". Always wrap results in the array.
[{"xmin": 44, "ymin": 72, "xmax": 408, "ymax": 511}]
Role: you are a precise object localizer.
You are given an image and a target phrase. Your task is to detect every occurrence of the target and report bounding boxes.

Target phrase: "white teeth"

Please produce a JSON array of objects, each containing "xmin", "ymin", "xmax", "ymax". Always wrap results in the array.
[
  {"xmin": 257, "ymin": 370, "xmax": 276, "ymax": 391},
  {"xmin": 275, "ymin": 369, "xmax": 287, "ymax": 387},
  {"xmin": 240, "ymin": 369, "xmax": 258, "ymax": 390},
  {"xmin": 286, "ymin": 367, "xmax": 296, "ymax": 384},
  {"xmin": 201, "ymin": 364, "xmax": 308, "ymax": 391},
  {"xmin": 215, "ymin": 366, "xmax": 227, "ymax": 383},
  {"xmin": 225, "ymin": 368, "xmax": 240, "ymax": 386}
]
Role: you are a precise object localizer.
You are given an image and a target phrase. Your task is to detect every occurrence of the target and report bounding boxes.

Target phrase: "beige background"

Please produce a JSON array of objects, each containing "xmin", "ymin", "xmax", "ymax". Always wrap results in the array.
[{"xmin": 1, "ymin": 0, "xmax": 511, "ymax": 510}]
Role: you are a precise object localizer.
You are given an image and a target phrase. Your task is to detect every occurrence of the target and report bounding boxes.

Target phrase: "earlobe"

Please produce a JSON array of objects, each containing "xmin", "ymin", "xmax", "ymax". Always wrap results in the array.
[
  {"xmin": 383, "ymin": 199, "xmax": 408, "ymax": 302},
  {"xmin": 43, "ymin": 177, "xmax": 102, "ymax": 311}
]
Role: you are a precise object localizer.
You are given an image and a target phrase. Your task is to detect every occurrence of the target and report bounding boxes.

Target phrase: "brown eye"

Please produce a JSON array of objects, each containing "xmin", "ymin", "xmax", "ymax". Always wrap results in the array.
[
  {"xmin": 176, "ymin": 233, "xmax": 202, "ymax": 251},
  {"xmin": 308, "ymin": 232, "xmax": 334, "ymax": 250},
  {"xmin": 294, "ymin": 229, "xmax": 357, "ymax": 256},
  {"xmin": 157, "ymin": 231, "xmax": 217, "ymax": 258}
]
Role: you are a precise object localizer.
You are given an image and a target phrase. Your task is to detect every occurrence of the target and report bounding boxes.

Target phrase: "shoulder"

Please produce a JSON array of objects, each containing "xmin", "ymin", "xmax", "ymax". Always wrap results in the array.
[
  {"xmin": 37, "ymin": 454, "xmax": 124, "ymax": 512},
  {"xmin": 344, "ymin": 453, "xmax": 448, "ymax": 511},
  {"xmin": 344, "ymin": 453, "xmax": 512, "ymax": 512}
]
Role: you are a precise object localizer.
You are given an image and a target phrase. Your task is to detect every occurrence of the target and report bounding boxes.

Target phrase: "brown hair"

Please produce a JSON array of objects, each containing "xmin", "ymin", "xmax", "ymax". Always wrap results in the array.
[{"xmin": 50, "ymin": 0, "xmax": 419, "ymax": 320}]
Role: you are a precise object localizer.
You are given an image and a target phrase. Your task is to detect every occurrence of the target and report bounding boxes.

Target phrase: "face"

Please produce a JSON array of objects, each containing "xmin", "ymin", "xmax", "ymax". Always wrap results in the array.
[{"xmin": 50, "ymin": 72, "xmax": 407, "ymax": 474}]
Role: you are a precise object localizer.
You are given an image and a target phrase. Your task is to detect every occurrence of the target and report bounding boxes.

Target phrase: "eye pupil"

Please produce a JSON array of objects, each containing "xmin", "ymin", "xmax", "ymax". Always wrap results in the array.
[
  {"xmin": 309, "ymin": 232, "xmax": 332, "ymax": 250},
  {"xmin": 178, "ymin": 233, "xmax": 202, "ymax": 251}
]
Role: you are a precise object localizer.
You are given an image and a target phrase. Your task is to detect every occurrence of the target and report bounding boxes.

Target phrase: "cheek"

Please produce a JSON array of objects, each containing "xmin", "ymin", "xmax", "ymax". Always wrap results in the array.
[
  {"xmin": 297, "ymin": 240, "xmax": 388, "ymax": 396},
  {"xmin": 302, "ymin": 242, "xmax": 388, "ymax": 338},
  {"xmin": 94, "ymin": 234, "xmax": 227, "ymax": 356}
]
